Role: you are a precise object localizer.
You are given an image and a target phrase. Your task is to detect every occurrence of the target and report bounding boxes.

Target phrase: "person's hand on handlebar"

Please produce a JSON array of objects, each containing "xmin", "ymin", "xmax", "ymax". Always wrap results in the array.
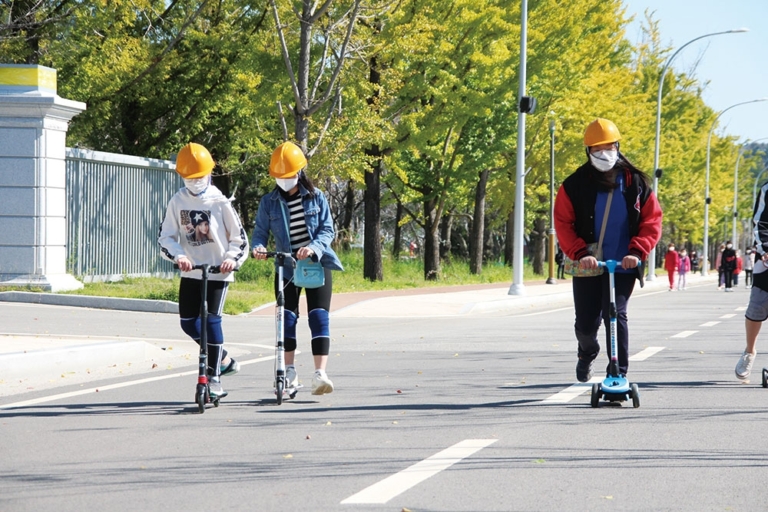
[
  {"xmin": 220, "ymin": 259, "xmax": 237, "ymax": 273},
  {"xmin": 177, "ymin": 255, "xmax": 193, "ymax": 272},
  {"xmin": 252, "ymin": 246, "xmax": 267, "ymax": 260},
  {"xmin": 296, "ymin": 247, "xmax": 315, "ymax": 260},
  {"xmin": 621, "ymin": 255, "xmax": 640, "ymax": 269},
  {"xmin": 579, "ymin": 255, "xmax": 598, "ymax": 270}
]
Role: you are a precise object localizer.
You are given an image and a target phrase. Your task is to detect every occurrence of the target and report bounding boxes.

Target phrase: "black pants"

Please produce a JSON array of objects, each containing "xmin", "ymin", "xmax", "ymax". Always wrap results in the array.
[
  {"xmin": 723, "ymin": 269, "xmax": 734, "ymax": 289},
  {"xmin": 572, "ymin": 271, "xmax": 637, "ymax": 375},
  {"xmin": 557, "ymin": 264, "xmax": 565, "ymax": 279}
]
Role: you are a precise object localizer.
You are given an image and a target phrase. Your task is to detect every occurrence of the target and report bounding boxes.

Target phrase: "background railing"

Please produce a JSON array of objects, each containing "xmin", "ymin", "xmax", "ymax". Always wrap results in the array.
[{"xmin": 65, "ymin": 148, "xmax": 182, "ymax": 282}]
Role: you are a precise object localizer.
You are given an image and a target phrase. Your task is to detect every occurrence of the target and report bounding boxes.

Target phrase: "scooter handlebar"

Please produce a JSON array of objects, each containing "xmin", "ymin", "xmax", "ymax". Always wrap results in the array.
[
  {"xmin": 263, "ymin": 251, "xmax": 296, "ymax": 268},
  {"xmin": 173, "ymin": 263, "xmax": 233, "ymax": 274}
]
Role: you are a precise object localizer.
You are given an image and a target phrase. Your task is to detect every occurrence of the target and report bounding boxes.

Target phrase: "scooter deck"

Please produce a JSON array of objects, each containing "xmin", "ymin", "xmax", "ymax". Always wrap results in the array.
[{"xmin": 274, "ymin": 383, "xmax": 304, "ymax": 399}]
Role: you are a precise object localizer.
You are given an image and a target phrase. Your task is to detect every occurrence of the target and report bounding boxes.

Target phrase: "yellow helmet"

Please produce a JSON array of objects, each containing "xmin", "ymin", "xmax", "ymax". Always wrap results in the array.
[
  {"xmin": 269, "ymin": 141, "xmax": 307, "ymax": 178},
  {"xmin": 584, "ymin": 118, "xmax": 621, "ymax": 147},
  {"xmin": 176, "ymin": 143, "xmax": 215, "ymax": 179}
]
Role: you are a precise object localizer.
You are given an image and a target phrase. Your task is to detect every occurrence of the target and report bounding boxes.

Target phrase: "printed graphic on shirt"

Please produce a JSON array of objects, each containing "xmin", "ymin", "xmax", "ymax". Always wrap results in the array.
[{"xmin": 182, "ymin": 210, "xmax": 214, "ymax": 246}]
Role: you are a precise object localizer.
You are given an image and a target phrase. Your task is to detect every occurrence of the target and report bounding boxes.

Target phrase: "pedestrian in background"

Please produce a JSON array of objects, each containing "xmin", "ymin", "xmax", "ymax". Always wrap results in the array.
[
  {"xmin": 159, "ymin": 142, "xmax": 249, "ymax": 400},
  {"xmin": 690, "ymin": 250, "xmax": 700, "ymax": 273},
  {"xmin": 736, "ymin": 183, "xmax": 768, "ymax": 380},
  {"xmin": 664, "ymin": 243, "xmax": 679, "ymax": 291},
  {"xmin": 745, "ymin": 247, "xmax": 755, "ymax": 288},
  {"xmin": 716, "ymin": 243, "xmax": 726, "ymax": 289},
  {"xmin": 677, "ymin": 248, "xmax": 690, "ymax": 291},
  {"xmin": 556, "ymin": 247, "xmax": 565, "ymax": 279},
  {"xmin": 721, "ymin": 241, "xmax": 737, "ymax": 292},
  {"xmin": 251, "ymin": 141, "xmax": 344, "ymax": 395},
  {"xmin": 734, "ymin": 250, "xmax": 743, "ymax": 287},
  {"xmin": 554, "ymin": 118, "xmax": 662, "ymax": 383}
]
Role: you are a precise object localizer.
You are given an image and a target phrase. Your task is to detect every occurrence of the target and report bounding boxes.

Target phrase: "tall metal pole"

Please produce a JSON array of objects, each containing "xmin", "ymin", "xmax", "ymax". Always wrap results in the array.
[
  {"xmin": 648, "ymin": 28, "xmax": 748, "ymax": 281},
  {"xmin": 547, "ymin": 117, "xmax": 556, "ymax": 284},
  {"xmin": 509, "ymin": 0, "xmax": 528, "ymax": 296},
  {"xmin": 732, "ymin": 145, "xmax": 747, "ymax": 247},
  {"xmin": 703, "ymin": 98, "xmax": 768, "ymax": 275}
]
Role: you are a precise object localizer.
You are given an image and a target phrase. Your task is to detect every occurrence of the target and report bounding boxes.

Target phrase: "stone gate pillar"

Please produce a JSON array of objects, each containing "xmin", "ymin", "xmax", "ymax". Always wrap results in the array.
[{"xmin": 0, "ymin": 64, "xmax": 86, "ymax": 291}]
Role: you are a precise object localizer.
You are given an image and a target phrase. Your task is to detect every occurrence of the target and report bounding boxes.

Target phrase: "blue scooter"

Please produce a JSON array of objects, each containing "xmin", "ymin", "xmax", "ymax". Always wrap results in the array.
[{"xmin": 590, "ymin": 260, "xmax": 640, "ymax": 408}]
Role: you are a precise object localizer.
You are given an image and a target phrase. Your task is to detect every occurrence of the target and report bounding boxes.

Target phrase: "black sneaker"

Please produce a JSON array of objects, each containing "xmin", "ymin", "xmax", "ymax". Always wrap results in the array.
[{"xmin": 576, "ymin": 358, "xmax": 594, "ymax": 382}]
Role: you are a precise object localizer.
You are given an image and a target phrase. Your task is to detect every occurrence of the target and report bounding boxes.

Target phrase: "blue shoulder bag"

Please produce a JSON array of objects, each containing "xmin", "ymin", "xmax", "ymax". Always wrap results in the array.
[{"xmin": 280, "ymin": 201, "xmax": 325, "ymax": 289}]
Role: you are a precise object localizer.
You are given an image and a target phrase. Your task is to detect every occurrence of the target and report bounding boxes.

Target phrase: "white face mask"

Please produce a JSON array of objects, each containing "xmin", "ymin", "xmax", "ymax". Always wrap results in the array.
[
  {"xmin": 589, "ymin": 149, "xmax": 618, "ymax": 172},
  {"xmin": 276, "ymin": 176, "xmax": 299, "ymax": 192},
  {"xmin": 184, "ymin": 176, "xmax": 210, "ymax": 196},
  {"xmin": 726, "ymin": 244, "xmax": 733, "ymax": 249}
]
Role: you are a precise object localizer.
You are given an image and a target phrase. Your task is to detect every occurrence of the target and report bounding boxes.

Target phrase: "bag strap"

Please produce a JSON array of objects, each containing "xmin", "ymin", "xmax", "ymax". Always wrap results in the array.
[{"xmin": 595, "ymin": 189, "xmax": 613, "ymax": 260}]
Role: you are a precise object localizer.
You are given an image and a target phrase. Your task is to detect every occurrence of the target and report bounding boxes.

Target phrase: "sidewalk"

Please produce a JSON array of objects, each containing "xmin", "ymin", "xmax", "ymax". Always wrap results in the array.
[{"xmin": 0, "ymin": 272, "xmax": 717, "ymax": 397}]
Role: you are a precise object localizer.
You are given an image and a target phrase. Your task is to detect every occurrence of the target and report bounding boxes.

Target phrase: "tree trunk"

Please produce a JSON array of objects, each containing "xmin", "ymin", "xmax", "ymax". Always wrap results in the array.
[
  {"xmin": 339, "ymin": 180, "xmax": 355, "ymax": 251},
  {"xmin": 531, "ymin": 216, "xmax": 547, "ymax": 275},
  {"xmin": 363, "ymin": 154, "xmax": 383, "ymax": 281},
  {"xmin": 470, "ymin": 169, "xmax": 489, "ymax": 274},
  {"xmin": 440, "ymin": 213, "xmax": 452, "ymax": 263},
  {"xmin": 424, "ymin": 197, "xmax": 440, "ymax": 280},
  {"xmin": 504, "ymin": 208, "xmax": 514, "ymax": 266},
  {"xmin": 392, "ymin": 201, "xmax": 403, "ymax": 259}
]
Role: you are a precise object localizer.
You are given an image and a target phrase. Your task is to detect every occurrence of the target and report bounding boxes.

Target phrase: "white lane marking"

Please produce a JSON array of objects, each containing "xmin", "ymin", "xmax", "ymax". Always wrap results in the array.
[
  {"xmin": 629, "ymin": 346, "xmax": 665, "ymax": 361},
  {"xmin": 541, "ymin": 377, "xmax": 602, "ymax": 403},
  {"xmin": 736, "ymin": 306, "xmax": 747, "ymax": 311},
  {"xmin": 0, "ymin": 355, "xmax": 275, "ymax": 410},
  {"xmin": 700, "ymin": 321, "xmax": 720, "ymax": 327},
  {"xmin": 226, "ymin": 342, "xmax": 275, "ymax": 350},
  {"xmin": 515, "ymin": 306, "xmax": 572, "ymax": 317},
  {"xmin": 341, "ymin": 439, "xmax": 497, "ymax": 504},
  {"xmin": 720, "ymin": 314, "xmax": 737, "ymax": 319},
  {"xmin": 671, "ymin": 331, "xmax": 697, "ymax": 338}
]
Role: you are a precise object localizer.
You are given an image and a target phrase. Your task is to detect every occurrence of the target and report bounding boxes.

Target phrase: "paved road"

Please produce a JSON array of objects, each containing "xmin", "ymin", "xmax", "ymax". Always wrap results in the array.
[{"xmin": 2, "ymin": 276, "xmax": 766, "ymax": 511}]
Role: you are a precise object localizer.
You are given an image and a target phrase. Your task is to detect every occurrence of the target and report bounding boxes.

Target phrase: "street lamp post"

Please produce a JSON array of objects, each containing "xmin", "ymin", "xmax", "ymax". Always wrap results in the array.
[
  {"xmin": 648, "ymin": 27, "xmax": 748, "ymax": 281},
  {"xmin": 547, "ymin": 116, "xmax": 556, "ymax": 284},
  {"xmin": 509, "ymin": 0, "xmax": 529, "ymax": 296},
  {"xmin": 702, "ymin": 98, "xmax": 768, "ymax": 276}
]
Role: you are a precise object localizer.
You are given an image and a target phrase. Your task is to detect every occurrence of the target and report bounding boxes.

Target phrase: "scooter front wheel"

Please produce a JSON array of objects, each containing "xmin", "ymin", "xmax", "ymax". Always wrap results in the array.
[
  {"xmin": 196, "ymin": 388, "xmax": 206, "ymax": 414},
  {"xmin": 630, "ymin": 383, "xmax": 640, "ymax": 408},
  {"xmin": 276, "ymin": 379, "xmax": 284, "ymax": 405},
  {"xmin": 762, "ymin": 369, "xmax": 768, "ymax": 388},
  {"xmin": 590, "ymin": 383, "xmax": 600, "ymax": 408}
]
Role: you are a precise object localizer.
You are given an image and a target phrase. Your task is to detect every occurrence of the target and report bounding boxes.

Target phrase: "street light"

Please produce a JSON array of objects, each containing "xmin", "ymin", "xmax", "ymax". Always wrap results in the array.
[
  {"xmin": 702, "ymin": 98, "xmax": 768, "ymax": 276},
  {"xmin": 648, "ymin": 27, "xmax": 748, "ymax": 281},
  {"xmin": 547, "ymin": 115, "xmax": 557, "ymax": 285},
  {"xmin": 509, "ymin": 0, "xmax": 529, "ymax": 296}
]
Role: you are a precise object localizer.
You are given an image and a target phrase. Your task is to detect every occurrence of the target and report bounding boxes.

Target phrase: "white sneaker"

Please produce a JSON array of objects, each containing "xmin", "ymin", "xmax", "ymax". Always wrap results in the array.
[
  {"xmin": 209, "ymin": 378, "xmax": 228, "ymax": 399},
  {"xmin": 311, "ymin": 370, "xmax": 334, "ymax": 395},
  {"xmin": 286, "ymin": 366, "xmax": 298, "ymax": 388},
  {"xmin": 735, "ymin": 351, "xmax": 756, "ymax": 380}
]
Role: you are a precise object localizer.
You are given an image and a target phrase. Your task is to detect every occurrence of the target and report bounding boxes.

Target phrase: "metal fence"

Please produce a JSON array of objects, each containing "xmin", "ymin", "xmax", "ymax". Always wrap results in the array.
[{"xmin": 65, "ymin": 148, "xmax": 182, "ymax": 282}]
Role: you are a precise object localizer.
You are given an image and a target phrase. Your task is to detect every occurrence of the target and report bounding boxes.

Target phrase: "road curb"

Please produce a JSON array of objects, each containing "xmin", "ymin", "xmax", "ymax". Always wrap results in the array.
[{"xmin": 0, "ymin": 291, "xmax": 178, "ymax": 314}]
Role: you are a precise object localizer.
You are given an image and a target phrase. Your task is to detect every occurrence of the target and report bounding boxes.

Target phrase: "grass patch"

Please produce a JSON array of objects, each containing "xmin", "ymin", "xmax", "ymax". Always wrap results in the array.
[{"xmin": 62, "ymin": 250, "xmax": 548, "ymax": 315}]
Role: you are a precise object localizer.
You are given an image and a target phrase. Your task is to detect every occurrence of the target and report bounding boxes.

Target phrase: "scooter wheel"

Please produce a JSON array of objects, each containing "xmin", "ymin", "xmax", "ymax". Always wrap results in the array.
[
  {"xmin": 762, "ymin": 369, "xmax": 768, "ymax": 388},
  {"xmin": 630, "ymin": 383, "xmax": 640, "ymax": 408},
  {"xmin": 196, "ymin": 392, "xmax": 206, "ymax": 413},
  {"xmin": 276, "ymin": 380, "xmax": 284, "ymax": 405},
  {"xmin": 213, "ymin": 399, "xmax": 220, "ymax": 407},
  {"xmin": 590, "ymin": 383, "xmax": 600, "ymax": 408},
  {"xmin": 288, "ymin": 388, "xmax": 298, "ymax": 400}
]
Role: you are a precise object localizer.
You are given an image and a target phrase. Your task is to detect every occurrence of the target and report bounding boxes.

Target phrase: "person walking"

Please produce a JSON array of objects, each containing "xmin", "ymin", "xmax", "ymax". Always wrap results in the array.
[
  {"xmin": 745, "ymin": 247, "xmax": 755, "ymax": 288},
  {"xmin": 689, "ymin": 250, "xmax": 699, "ymax": 273},
  {"xmin": 735, "ymin": 183, "xmax": 768, "ymax": 380},
  {"xmin": 716, "ymin": 243, "xmax": 726, "ymax": 289},
  {"xmin": 554, "ymin": 118, "xmax": 662, "ymax": 382},
  {"xmin": 721, "ymin": 241, "xmax": 737, "ymax": 292},
  {"xmin": 251, "ymin": 141, "xmax": 344, "ymax": 395},
  {"xmin": 734, "ymin": 250, "xmax": 743, "ymax": 287},
  {"xmin": 556, "ymin": 247, "xmax": 565, "ymax": 280},
  {"xmin": 158, "ymin": 142, "xmax": 249, "ymax": 399},
  {"xmin": 677, "ymin": 248, "xmax": 690, "ymax": 291},
  {"xmin": 664, "ymin": 243, "xmax": 679, "ymax": 291}
]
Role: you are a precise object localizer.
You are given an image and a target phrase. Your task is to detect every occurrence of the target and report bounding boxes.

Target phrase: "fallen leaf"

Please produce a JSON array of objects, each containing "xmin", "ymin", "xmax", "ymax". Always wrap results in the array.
[
  {"xmin": 306, "ymin": 435, "xmax": 311, "ymax": 440},
  {"xmin": 392, "ymin": 421, "xmax": 398, "ymax": 424},
  {"xmin": 151, "ymin": 363, "xmax": 158, "ymax": 369},
  {"xmin": 325, "ymin": 421, "xmax": 332, "ymax": 426},
  {"xmin": 453, "ymin": 353, "xmax": 459, "ymax": 357},
  {"xmin": 283, "ymin": 454, "xmax": 293, "ymax": 459},
  {"xmin": 602, "ymin": 496, "xmax": 613, "ymax": 500},
  {"xmin": 533, "ymin": 459, "xmax": 546, "ymax": 464},
  {"xmin": 396, "ymin": 389, "xmax": 402, "ymax": 394}
]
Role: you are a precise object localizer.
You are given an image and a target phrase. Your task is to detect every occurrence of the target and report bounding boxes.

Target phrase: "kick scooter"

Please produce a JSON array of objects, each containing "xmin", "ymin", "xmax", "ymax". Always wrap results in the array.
[
  {"xmin": 179, "ymin": 263, "xmax": 225, "ymax": 413},
  {"xmin": 590, "ymin": 260, "xmax": 640, "ymax": 408},
  {"xmin": 265, "ymin": 252, "xmax": 302, "ymax": 404}
]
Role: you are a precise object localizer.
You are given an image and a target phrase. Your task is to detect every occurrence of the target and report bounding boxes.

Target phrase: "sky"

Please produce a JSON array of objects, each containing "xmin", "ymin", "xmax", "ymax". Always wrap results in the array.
[{"xmin": 622, "ymin": 0, "xmax": 768, "ymax": 142}]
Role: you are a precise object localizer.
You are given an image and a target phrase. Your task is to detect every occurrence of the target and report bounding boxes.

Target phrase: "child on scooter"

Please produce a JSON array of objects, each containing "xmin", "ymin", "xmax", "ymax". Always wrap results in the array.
[{"xmin": 158, "ymin": 142, "xmax": 249, "ymax": 399}]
